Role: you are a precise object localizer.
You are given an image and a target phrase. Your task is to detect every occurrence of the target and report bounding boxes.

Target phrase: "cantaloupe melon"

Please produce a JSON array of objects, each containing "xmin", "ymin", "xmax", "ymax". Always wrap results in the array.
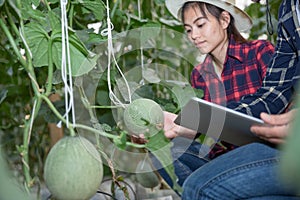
[
  {"xmin": 123, "ymin": 98, "xmax": 164, "ymax": 136},
  {"xmin": 44, "ymin": 136, "xmax": 103, "ymax": 200},
  {"xmin": 136, "ymin": 160, "xmax": 160, "ymax": 188}
]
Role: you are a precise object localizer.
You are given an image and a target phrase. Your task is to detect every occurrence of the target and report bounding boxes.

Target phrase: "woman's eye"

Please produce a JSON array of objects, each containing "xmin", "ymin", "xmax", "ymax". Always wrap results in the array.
[
  {"xmin": 197, "ymin": 23, "xmax": 204, "ymax": 28},
  {"xmin": 185, "ymin": 29, "xmax": 191, "ymax": 34}
]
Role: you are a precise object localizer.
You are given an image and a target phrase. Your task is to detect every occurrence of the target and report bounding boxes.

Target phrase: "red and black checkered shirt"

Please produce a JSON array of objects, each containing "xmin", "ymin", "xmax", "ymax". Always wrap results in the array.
[{"xmin": 191, "ymin": 36, "xmax": 275, "ymax": 158}]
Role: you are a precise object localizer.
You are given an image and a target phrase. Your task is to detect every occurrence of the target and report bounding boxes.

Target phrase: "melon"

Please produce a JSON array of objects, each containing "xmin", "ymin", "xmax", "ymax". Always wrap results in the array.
[
  {"xmin": 136, "ymin": 160, "xmax": 160, "ymax": 188},
  {"xmin": 123, "ymin": 98, "xmax": 164, "ymax": 136},
  {"xmin": 44, "ymin": 136, "xmax": 103, "ymax": 200}
]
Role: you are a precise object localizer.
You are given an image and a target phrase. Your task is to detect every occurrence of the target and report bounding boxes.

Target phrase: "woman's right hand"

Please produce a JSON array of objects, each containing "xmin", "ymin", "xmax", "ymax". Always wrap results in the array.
[{"xmin": 163, "ymin": 111, "xmax": 197, "ymax": 139}]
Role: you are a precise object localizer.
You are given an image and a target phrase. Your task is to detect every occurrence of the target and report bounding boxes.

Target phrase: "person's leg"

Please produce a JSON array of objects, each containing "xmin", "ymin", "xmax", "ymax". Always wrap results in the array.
[
  {"xmin": 151, "ymin": 137, "xmax": 210, "ymax": 189},
  {"xmin": 171, "ymin": 137, "xmax": 210, "ymax": 186},
  {"xmin": 182, "ymin": 143, "xmax": 300, "ymax": 200}
]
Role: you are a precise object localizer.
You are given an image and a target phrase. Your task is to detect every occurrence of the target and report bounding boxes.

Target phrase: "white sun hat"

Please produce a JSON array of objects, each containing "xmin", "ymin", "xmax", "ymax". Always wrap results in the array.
[{"xmin": 165, "ymin": 0, "xmax": 252, "ymax": 32}]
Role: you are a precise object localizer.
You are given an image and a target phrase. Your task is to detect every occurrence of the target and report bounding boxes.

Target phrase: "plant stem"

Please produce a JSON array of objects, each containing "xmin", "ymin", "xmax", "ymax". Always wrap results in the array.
[
  {"xmin": 68, "ymin": 3, "xmax": 74, "ymax": 27},
  {"xmin": 39, "ymin": 94, "xmax": 67, "ymax": 124},
  {"xmin": 74, "ymin": 124, "xmax": 146, "ymax": 149},
  {"xmin": 22, "ymin": 99, "xmax": 41, "ymax": 188},
  {"xmin": 4, "ymin": 4, "xmax": 20, "ymax": 38},
  {"xmin": 90, "ymin": 105, "xmax": 122, "ymax": 109},
  {"xmin": 0, "ymin": 18, "xmax": 27, "ymax": 68},
  {"xmin": 0, "ymin": 11, "xmax": 36, "ymax": 189},
  {"xmin": 39, "ymin": 94, "xmax": 76, "ymax": 132},
  {"xmin": 45, "ymin": 39, "xmax": 54, "ymax": 96},
  {"xmin": 40, "ymin": 93, "xmax": 144, "ymax": 148},
  {"xmin": 43, "ymin": 0, "xmax": 51, "ymax": 11},
  {"xmin": 111, "ymin": 0, "xmax": 120, "ymax": 19},
  {"xmin": 15, "ymin": 0, "xmax": 44, "ymax": 188}
]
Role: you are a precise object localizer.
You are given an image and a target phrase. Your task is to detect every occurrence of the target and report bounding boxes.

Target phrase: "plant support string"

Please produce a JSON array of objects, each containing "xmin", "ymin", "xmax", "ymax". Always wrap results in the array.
[
  {"xmin": 101, "ymin": 0, "xmax": 132, "ymax": 107},
  {"xmin": 60, "ymin": 0, "xmax": 76, "ymax": 130}
]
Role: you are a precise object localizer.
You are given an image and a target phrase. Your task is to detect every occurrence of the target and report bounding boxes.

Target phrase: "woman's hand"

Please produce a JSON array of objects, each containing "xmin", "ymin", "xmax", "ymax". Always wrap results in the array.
[
  {"xmin": 250, "ymin": 109, "xmax": 297, "ymax": 144},
  {"xmin": 163, "ymin": 111, "xmax": 197, "ymax": 139}
]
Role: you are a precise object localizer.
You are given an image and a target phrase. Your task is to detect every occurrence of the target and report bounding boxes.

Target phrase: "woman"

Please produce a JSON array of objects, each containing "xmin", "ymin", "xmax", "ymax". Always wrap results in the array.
[
  {"xmin": 180, "ymin": 0, "xmax": 300, "ymax": 199},
  {"xmin": 155, "ymin": 0, "xmax": 275, "ymax": 193}
]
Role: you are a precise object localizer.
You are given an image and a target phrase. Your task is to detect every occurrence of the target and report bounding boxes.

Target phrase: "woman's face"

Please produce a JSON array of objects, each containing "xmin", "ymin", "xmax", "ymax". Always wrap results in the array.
[{"xmin": 183, "ymin": 6, "xmax": 229, "ymax": 55}]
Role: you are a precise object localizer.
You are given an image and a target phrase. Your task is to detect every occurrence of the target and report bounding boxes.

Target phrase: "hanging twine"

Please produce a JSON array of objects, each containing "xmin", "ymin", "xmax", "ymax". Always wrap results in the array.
[
  {"xmin": 59, "ymin": 0, "xmax": 76, "ymax": 128},
  {"xmin": 138, "ymin": 0, "xmax": 145, "ymax": 85},
  {"xmin": 101, "ymin": 0, "xmax": 132, "ymax": 107},
  {"xmin": 265, "ymin": 0, "xmax": 274, "ymax": 35}
]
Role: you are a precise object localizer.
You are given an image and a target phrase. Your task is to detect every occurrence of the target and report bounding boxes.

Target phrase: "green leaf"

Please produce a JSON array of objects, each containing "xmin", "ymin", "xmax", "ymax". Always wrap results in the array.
[
  {"xmin": 24, "ymin": 22, "xmax": 49, "ymax": 67},
  {"xmin": 52, "ymin": 69, "xmax": 63, "ymax": 84},
  {"xmin": 52, "ymin": 41, "xmax": 99, "ymax": 76},
  {"xmin": 96, "ymin": 90, "xmax": 110, "ymax": 106},
  {"xmin": 145, "ymin": 131, "xmax": 182, "ymax": 193},
  {"xmin": 113, "ymin": 131, "xmax": 127, "ymax": 150},
  {"xmin": 87, "ymin": 33, "xmax": 107, "ymax": 45},
  {"xmin": 24, "ymin": 23, "xmax": 98, "ymax": 76},
  {"xmin": 74, "ymin": 0, "xmax": 106, "ymax": 21},
  {"xmin": 47, "ymin": 10, "xmax": 61, "ymax": 31},
  {"xmin": 52, "ymin": 30, "xmax": 89, "ymax": 56},
  {"xmin": 171, "ymin": 85, "xmax": 196, "ymax": 108},
  {"xmin": 6, "ymin": 0, "xmax": 21, "ymax": 18},
  {"xmin": 0, "ymin": 89, "xmax": 8, "ymax": 104},
  {"xmin": 21, "ymin": 4, "xmax": 46, "ymax": 23},
  {"xmin": 31, "ymin": 0, "xmax": 40, "ymax": 7},
  {"xmin": 142, "ymin": 68, "xmax": 161, "ymax": 83},
  {"xmin": 140, "ymin": 22, "xmax": 161, "ymax": 45}
]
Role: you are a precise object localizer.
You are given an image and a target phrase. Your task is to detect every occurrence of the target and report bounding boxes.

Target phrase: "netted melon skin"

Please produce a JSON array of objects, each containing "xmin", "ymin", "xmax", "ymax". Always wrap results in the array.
[
  {"xmin": 123, "ymin": 98, "xmax": 164, "ymax": 136},
  {"xmin": 44, "ymin": 136, "xmax": 103, "ymax": 200}
]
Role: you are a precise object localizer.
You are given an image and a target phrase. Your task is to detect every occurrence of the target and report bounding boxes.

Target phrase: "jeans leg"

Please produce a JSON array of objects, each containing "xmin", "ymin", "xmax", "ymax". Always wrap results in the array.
[
  {"xmin": 182, "ymin": 143, "xmax": 300, "ymax": 200},
  {"xmin": 151, "ymin": 137, "xmax": 210, "ymax": 192},
  {"xmin": 171, "ymin": 137, "xmax": 210, "ymax": 186}
]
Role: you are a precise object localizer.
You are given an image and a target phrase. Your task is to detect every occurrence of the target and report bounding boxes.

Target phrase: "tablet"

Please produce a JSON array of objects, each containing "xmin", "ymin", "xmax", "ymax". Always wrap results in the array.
[{"xmin": 174, "ymin": 97, "xmax": 269, "ymax": 146}]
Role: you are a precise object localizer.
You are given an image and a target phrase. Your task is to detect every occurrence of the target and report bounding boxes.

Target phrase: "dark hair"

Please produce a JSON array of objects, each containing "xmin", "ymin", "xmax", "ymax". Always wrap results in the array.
[{"xmin": 181, "ymin": 2, "xmax": 247, "ymax": 43}]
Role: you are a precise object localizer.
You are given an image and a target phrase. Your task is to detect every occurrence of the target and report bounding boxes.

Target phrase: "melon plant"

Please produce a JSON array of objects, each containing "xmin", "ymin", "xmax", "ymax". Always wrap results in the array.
[
  {"xmin": 123, "ymin": 98, "xmax": 164, "ymax": 136},
  {"xmin": 44, "ymin": 136, "xmax": 103, "ymax": 200}
]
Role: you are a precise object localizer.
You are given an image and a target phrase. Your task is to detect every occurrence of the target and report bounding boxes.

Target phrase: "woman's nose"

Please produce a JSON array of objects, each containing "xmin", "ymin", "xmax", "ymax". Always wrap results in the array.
[{"xmin": 191, "ymin": 29, "xmax": 200, "ymax": 40}]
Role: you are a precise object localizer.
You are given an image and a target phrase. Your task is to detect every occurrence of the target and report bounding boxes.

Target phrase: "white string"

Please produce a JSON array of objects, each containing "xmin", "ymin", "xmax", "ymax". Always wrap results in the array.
[
  {"xmin": 101, "ymin": 0, "xmax": 131, "ymax": 107},
  {"xmin": 60, "ymin": 0, "xmax": 76, "ymax": 128},
  {"xmin": 137, "ymin": 0, "xmax": 141, "ymax": 20},
  {"xmin": 27, "ymin": 99, "xmax": 37, "ymax": 145},
  {"xmin": 19, "ymin": 28, "xmax": 32, "ymax": 59},
  {"xmin": 138, "ymin": 0, "xmax": 145, "ymax": 85}
]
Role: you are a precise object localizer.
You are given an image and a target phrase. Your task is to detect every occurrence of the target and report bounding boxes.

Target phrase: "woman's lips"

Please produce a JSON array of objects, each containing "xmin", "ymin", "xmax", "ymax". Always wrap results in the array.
[{"xmin": 195, "ymin": 41, "xmax": 205, "ymax": 48}]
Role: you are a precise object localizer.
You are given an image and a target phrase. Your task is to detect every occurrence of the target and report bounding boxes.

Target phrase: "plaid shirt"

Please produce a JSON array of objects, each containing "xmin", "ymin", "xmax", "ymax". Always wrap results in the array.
[
  {"xmin": 191, "ymin": 36, "xmax": 274, "ymax": 158},
  {"xmin": 227, "ymin": 0, "xmax": 300, "ymax": 118},
  {"xmin": 191, "ymin": 36, "xmax": 274, "ymax": 105}
]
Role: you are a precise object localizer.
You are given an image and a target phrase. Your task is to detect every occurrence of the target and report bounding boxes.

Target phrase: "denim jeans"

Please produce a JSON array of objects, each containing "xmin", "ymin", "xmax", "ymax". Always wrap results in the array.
[
  {"xmin": 152, "ymin": 137, "xmax": 210, "ymax": 193},
  {"xmin": 181, "ymin": 142, "xmax": 300, "ymax": 200},
  {"xmin": 153, "ymin": 137, "xmax": 300, "ymax": 199}
]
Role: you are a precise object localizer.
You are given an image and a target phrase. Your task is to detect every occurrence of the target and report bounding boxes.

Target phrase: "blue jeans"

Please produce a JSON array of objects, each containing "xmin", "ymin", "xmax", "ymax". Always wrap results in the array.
[
  {"xmin": 181, "ymin": 142, "xmax": 300, "ymax": 200},
  {"xmin": 152, "ymin": 137, "xmax": 210, "ymax": 193},
  {"xmin": 153, "ymin": 138, "xmax": 300, "ymax": 199}
]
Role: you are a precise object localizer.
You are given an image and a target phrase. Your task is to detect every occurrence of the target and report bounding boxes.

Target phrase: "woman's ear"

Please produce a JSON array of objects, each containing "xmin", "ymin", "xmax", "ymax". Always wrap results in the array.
[{"xmin": 220, "ymin": 11, "xmax": 231, "ymax": 29}]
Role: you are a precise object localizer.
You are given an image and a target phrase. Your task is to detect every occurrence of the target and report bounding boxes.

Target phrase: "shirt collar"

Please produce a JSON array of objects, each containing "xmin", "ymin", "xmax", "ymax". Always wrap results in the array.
[
  {"xmin": 227, "ymin": 35, "xmax": 244, "ymax": 63},
  {"xmin": 197, "ymin": 35, "xmax": 243, "ymax": 74}
]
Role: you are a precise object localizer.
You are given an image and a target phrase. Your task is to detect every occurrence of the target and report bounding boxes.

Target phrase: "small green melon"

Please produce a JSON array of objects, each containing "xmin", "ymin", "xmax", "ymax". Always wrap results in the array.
[
  {"xmin": 44, "ymin": 136, "xmax": 103, "ymax": 200},
  {"xmin": 136, "ymin": 160, "xmax": 160, "ymax": 188},
  {"xmin": 123, "ymin": 98, "xmax": 164, "ymax": 136}
]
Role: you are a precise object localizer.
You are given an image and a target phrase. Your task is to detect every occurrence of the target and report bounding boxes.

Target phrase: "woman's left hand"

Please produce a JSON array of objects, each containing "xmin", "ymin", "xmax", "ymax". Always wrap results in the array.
[{"xmin": 250, "ymin": 110, "xmax": 297, "ymax": 144}]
